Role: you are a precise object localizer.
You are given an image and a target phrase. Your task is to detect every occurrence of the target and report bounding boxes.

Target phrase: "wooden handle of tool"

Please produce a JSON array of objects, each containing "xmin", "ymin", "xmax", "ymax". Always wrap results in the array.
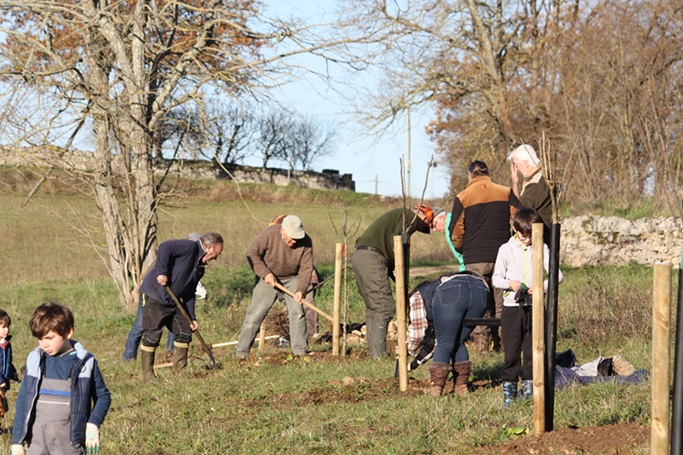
[
  {"xmin": 164, "ymin": 286, "xmax": 216, "ymax": 363},
  {"xmin": 273, "ymin": 282, "xmax": 333, "ymax": 322}
]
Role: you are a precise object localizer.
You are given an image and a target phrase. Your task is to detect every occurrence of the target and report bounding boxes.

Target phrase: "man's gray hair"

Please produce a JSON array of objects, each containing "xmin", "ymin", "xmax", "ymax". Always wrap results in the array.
[
  {"xmin": 507, "ymin": 144, "xmax": 541, "ymax": 167},
  {"xmin": 200, "ymin": 232, "xmax": 224, "ymax": 246}
]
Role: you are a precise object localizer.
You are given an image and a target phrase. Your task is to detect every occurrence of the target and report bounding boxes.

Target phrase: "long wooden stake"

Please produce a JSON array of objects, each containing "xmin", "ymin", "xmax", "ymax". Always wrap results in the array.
[
  {"xmin": 532, "ymin": 223, "xmax": 546, "ymax": 435},
  {"xmin": 164, "ymin": 286, "xmax": 216, "ymax": 369},
  {"xmin": 652, "ymin": 263, "xmax": 672, "ymax": 455},
  {"xmin": 671, "ymin": 263, "xmax": 683, "ymax": 455},
  {"xmin": 333, "ymin": 243, "xmax": 343, "ymax": 356},
  {"xmin": 394, "ymin": 235, "xmax": 408, "ymax": 392},
  {"xmin": 273, "ymin": 282, "xmax": 333, "ymax": 322},
  {"xmin": 212, "ymin": 336, "xmax": 277, "ymax": 349}
]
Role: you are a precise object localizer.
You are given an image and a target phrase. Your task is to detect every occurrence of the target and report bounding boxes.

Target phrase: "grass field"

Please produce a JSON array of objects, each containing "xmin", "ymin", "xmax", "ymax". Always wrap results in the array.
[{"xmin": 0, "ymin": 172, "xmax": 670, "ymax": 454}]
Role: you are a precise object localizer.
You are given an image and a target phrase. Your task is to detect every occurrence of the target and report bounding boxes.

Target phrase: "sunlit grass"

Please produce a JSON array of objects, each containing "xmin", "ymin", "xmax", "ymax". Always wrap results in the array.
[{"xmin": 0, "ymin": 172, "xmax": 659, "ymax": 453}]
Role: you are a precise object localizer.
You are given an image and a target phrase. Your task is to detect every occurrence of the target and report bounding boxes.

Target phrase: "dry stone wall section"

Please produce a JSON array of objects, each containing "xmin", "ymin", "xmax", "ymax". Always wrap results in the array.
[{"xmin": 560, "ymin": 216, "xmax": 683, "ymax": 267}]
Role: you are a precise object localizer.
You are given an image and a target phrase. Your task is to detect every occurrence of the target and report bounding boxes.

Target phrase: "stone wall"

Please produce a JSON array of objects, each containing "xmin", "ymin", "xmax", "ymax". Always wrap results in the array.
[
  {"xmin": 560, "ymin": 216, "xmax": 683, "ymax": 267},
  {"xmin": 0, "ymin": 147, "xmax": 356, "ymax": 192}
]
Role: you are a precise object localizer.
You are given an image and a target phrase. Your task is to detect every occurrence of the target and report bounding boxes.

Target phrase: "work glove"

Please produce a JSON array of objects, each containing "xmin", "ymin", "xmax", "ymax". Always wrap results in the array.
[
  {"xmin": 85, "ymin": 422, "xmax": 100, "ymax": 454},
  {"xmin": 11, "ymin": 444, "xmax": 25, "ymax": 455},
  {"xmin": 514, "ymin": 283, "xmax": 532, "ymax": 307}
]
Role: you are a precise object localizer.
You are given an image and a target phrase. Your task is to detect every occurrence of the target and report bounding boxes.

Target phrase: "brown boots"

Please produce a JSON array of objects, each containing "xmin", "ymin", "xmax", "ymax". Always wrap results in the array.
[
  {"xmin": 429, "ymin": 363, "xmax": 451, "ymax": 396},
  {"xmin": 452, "ymin": 361, "xmax": 471, "ymax": 396},
  {"xmin": 428, "ymin": 361, "xmax": 472, "ymax": 397}
]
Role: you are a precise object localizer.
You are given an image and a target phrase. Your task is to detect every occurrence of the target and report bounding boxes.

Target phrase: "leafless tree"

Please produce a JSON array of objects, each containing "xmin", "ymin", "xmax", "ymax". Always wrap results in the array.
[
  {"xmin": 334, "ymin": 0, "xmax": 683, "ymax": 207},
  {"xmin": 163, "ymin": 101, "xmax": 257, "ymax": 165},
  {"xmin": 284, "ymin": 115, "xmax": 336, "ymax": 171},
  {"xmin": 0, "ymin": 0, "xmax": 359, "ymax": 307},
  {"xmin": 255, "ymin": 109, "xmax": 293, "ymax": 180}
]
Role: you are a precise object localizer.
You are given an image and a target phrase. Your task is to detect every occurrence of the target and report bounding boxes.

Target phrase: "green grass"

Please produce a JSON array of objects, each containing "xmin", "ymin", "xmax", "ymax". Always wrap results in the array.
[
  {"xmin": 0, "ymin": 263, "xmax": 658, "ymax": 454},
  {"xmin": 0, "ymin": 171, "xmax": 663, "ymax": 453}
]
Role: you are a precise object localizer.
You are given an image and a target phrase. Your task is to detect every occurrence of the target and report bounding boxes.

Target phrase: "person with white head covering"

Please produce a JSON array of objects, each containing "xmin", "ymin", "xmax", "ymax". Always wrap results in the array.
[{"xmin": 507, "ymin": 144, "xmax": 552, "ymax": 244}]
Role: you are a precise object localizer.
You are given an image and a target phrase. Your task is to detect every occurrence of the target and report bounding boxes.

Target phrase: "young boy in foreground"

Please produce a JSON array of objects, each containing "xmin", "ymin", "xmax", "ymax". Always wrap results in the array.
[{"xmin": 11, "ymin": 302, "xmax": 111, "ymax": 455}]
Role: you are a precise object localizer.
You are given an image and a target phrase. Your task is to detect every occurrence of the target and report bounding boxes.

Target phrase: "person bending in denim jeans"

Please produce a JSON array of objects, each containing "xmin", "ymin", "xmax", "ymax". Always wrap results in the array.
[{"xmin": 406, "ymin": 271, "xmax": 490, "ymax": 397}]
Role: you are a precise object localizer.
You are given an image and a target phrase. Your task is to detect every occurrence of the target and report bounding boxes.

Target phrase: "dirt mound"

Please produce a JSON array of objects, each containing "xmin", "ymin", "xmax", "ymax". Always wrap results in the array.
[
  {"xmin": 240, "ymin": 376, "xmax": 427, "ymax": 410},
  {"xmin": 471, "ymin": 422, "xmax": 648, "ymax": 454}
]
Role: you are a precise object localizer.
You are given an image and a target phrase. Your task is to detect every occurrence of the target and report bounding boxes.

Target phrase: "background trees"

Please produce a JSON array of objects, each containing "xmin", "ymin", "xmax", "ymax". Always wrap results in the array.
[
  {"xmin": 336, "ymin": 0, "xmax": 683, "ymax": 208},
  {"xmin": 1, "ymin": 0, "xmax": 682, "ymax": 307},
  {"xmin": 0, "ymin": 0, "xmax": 326, "ymax": 307}
]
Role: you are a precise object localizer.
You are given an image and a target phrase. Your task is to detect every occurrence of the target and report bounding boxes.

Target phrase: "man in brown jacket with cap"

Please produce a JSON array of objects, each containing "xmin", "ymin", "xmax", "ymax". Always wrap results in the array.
[{"xmin": 236, "ymin": 215, "xmax": 313, "ymax": 358}]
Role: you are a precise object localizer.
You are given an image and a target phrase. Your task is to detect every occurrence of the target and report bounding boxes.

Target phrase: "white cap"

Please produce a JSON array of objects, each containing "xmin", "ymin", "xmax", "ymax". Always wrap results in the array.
[{"xmin": 282, "ymin": 215, "xmax": 305, "ymax": 239}]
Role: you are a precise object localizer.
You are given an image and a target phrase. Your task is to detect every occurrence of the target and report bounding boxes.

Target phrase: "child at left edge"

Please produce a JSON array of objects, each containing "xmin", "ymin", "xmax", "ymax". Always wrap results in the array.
[
  {"xmin": 0, "ymin": 309, "xmax": 19, "ymax": 419},
  {"xmin": 11, "ymin": 302, "xmax": 111, "ymax": 455}
]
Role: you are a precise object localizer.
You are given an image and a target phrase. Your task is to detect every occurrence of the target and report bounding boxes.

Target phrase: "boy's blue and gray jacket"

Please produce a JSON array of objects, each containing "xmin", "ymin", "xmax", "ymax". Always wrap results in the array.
[{"xmin": 11, "ymin": 341, "xmax": 112, "ymax": 447}]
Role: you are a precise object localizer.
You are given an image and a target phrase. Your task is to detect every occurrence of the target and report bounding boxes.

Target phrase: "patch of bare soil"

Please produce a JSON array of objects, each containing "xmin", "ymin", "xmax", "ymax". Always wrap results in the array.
[
  {"xmin": 230, "ymin": 350, "xmax": 649, "ymax": 453},
  {"xmin": 240, "ymin": 376, "xmax": 428, "ymax": 409},
  {"xmin": 470, "ymin": 422, "xmax": 649, "ymax": 454},
  {"xmin": 263, "ymin": 305, "xmax": 290, "ymax": 341}
]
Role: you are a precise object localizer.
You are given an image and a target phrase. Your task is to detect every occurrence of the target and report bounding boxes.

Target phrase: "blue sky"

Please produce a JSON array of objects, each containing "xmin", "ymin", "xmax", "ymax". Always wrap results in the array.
[{"xmin": 260, "ymin": 0, "xmax": 451, "ymax": 199}]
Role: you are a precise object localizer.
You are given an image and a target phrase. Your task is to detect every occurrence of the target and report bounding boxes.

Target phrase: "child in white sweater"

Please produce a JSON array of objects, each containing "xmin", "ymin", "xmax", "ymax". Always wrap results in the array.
[{"xmin": 493, "ymin": 208, "xmax": 563, "ymax": 406}]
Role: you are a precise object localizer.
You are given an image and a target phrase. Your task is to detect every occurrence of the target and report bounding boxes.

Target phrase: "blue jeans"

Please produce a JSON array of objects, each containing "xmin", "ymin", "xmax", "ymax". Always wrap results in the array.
[
  {"xmin": 431, "ymin": 275, "xmax": 489, "ymax": 365},
  {"xmin": 123, "ymin": 299, "xmax": 174, "ymax": 361}
]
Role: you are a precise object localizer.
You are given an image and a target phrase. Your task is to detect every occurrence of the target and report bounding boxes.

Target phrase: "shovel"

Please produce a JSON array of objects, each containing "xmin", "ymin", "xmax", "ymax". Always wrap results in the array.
[
  {"xmin": 273, "ymin": 282, "xmax": 333, "ymax": 322},
  {"xmin": 164, "ymin": 285, "xmax": 217, "ymax": 369}
]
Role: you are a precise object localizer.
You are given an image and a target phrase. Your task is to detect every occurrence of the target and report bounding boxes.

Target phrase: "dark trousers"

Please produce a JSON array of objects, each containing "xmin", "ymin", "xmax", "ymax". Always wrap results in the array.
[
  {"xmin": 501, "ymin": 305, "xmax": 533, "ymax": 381},
  {"xmin": 123, "ymin": 298, "xmax": 174, "ymax": 360},
  {"xmin": 141, "ymin": 297, "xmax": 193, "ymax": 348}
]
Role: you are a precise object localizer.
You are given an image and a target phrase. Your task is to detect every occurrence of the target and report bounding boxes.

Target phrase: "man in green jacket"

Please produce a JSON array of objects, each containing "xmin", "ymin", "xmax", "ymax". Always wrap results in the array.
[{"xmin": 351, "ymin": 206, "xmax": 435, "ymax": 358}]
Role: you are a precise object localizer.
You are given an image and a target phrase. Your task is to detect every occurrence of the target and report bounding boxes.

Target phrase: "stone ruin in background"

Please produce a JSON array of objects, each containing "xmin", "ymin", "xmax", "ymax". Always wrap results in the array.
[{"xmin": 0, "ymin": 146, "xmax": 356, "ymax": 192}]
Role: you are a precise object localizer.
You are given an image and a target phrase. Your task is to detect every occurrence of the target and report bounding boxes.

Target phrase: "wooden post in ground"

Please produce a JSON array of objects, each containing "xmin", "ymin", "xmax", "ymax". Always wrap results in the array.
[
  {"xmin": 258, "ymin": 325, "xmax": 266, "ymax": 350},
  {"xmin": 671, "ymin": 261, "xmax": 683, "ymax": 455},
  {"xmin": 333, "ymin": 243, "xmax": 343, "ymax": 356},
  {"xmin": 652, "ymin": 263, "xmax": 672, "ymax": 455},
  {"xmin": 394, "ymin": 235, "xmax": 408, "ymax": 391},
  {"xmin": 532, "ymin": 223, "xmax": 546, "ymax": 435}
]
